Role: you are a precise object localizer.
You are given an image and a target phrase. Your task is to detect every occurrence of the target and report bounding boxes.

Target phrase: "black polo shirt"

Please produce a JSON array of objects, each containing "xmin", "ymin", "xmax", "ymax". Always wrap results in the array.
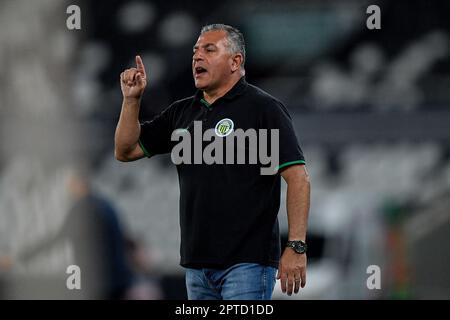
[{"xmin": 139, "ymin": 76, "xmax": 305, "ymax": 269}]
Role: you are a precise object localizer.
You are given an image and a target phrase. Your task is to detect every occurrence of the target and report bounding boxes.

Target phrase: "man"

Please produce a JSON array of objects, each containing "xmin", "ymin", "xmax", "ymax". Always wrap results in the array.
[
  {"xmin": 115, "ymin": 24, "xmax": 310, "ymax": 300},
  {"xmin": 19, "ymin": 166, "xmax": 134, "ymax": 299}
]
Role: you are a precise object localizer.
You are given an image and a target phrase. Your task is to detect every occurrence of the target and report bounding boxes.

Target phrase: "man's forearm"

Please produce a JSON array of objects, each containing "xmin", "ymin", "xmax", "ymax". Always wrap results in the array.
[
  {"xmin": 115, "ymin": 97, "xmax": 141, "ymax": 157},
  {"xmin": 286, "ymin": 169, "xmax": 311, "ymax": 241}
]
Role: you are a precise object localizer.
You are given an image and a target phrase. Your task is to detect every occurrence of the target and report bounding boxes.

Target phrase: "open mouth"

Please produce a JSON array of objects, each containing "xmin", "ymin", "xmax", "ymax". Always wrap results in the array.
[{"xmin": 194, "ymin": 66, "xmax": 208, "ymax": 76}]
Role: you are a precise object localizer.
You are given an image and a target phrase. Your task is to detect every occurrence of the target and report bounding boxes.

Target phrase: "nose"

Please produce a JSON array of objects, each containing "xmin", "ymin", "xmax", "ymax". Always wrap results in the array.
[{"xmin": 193, "ymin": 50, "xmax": 203, "ymax": 63}]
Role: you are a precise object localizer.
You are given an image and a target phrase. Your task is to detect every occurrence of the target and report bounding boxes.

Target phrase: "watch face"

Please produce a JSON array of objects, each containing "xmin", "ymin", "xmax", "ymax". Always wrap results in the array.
[
  {"xmin": 293, "ymin": 242, "xmax": 306, "ymax": 253},
  {"xmin": 287, "ymin": 241, "xmax": 307, "ymax": 254},
  {"xmin": 295, "ymin": 243, "xmax": 305, "ymax": 253}
]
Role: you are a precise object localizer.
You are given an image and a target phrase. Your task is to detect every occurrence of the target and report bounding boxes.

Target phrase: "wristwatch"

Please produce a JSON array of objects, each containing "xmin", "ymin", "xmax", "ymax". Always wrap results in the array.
[{"xmin": 286, "ymin": 240, "xmax": 307, "ymax": 254}]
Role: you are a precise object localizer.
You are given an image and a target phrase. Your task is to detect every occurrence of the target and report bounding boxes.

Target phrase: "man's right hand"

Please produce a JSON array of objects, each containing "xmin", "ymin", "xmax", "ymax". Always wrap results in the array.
[{"xmin": 120, "ymin": 55, "xmax": 148, "ymax": 99}]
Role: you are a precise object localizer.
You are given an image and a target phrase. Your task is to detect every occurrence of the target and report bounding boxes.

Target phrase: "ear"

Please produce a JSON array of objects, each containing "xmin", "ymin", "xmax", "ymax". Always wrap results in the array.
[{"xmin": 231, "ymin": 53, "xmax": 243, "ymax": 73}]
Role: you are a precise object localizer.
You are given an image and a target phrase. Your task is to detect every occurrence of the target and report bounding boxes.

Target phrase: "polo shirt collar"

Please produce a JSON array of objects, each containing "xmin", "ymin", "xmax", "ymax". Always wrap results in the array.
[{"xmin": 194, "ymin": 76, "xmax": 248, "ymax": 105}]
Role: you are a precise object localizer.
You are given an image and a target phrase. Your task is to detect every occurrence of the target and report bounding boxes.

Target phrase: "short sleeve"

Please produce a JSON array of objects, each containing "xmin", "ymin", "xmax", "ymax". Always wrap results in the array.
[
  {"xmin": 139, "ymin": 104, "xmax": 175, "ymax": 157},
  {"xmin": 260, "ymin": 101, "xmax": 306, "ymax": 172}
]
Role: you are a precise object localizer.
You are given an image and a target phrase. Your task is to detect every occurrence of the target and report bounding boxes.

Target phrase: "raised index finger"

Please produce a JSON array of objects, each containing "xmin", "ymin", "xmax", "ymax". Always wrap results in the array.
[{"xmin": 135, "ymin": 55, "xmax": 147, "ymax": 79}]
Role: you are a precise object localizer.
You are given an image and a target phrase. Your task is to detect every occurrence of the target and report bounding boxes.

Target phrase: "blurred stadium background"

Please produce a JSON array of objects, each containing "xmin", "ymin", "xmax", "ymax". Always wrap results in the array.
[{"xmin": 0, "ymin": 0, "xmax": 449, "ymax": 299}]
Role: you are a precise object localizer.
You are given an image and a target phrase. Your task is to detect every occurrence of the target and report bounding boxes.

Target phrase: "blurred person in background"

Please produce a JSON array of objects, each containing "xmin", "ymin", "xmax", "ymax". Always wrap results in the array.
[
  {"xmin": 123, "ymin": 237, "xmax": 164, "ymax": 300},
  {"xmin": 0, "ymin": 256, "xmax": 12, "ymax": 299},
  {"xmin": 19, "ymin": 165, "xmax": 135, "ymax": 299},
  {"xmin": 114, "ymin": 24, "xmax": 310, "ymax": 300}
]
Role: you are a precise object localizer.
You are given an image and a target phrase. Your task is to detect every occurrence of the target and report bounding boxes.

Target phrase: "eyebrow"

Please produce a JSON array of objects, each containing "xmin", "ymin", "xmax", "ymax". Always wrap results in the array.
[{"xmin": 193, "ymin": 43, "xmax": 217, "ymax": 50}]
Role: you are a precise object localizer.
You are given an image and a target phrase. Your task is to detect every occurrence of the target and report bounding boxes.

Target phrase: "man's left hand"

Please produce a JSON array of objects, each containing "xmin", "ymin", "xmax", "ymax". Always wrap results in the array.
[{"xmin": 277, "ymin": 249, "xmax": 307, "ymax": 295}]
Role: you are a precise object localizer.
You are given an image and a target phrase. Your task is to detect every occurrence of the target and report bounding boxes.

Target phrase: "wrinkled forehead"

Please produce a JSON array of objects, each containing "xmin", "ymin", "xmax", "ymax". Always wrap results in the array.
[{"xmin": 195, "ymin": 30, "xmax": 229, "ymax": 48}]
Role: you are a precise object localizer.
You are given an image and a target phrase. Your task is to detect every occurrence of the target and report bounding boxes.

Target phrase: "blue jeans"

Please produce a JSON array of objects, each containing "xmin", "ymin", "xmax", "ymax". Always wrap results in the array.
[{"xmin": 185, "ymin": 263, "xmax": 277, "ymax": 300}]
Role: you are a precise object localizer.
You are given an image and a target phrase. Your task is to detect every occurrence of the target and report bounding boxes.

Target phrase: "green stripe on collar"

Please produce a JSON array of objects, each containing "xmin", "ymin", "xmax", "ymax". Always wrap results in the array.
[{"xmin": 200, "ymin": 98, "xmax": 211, "ymax": 108}]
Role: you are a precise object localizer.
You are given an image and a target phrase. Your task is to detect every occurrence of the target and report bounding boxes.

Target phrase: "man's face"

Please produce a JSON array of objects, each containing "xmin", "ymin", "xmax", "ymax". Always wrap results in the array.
[{"xmin": 192, "ymin": 30, "xmax": 234, "ymax": 91}]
